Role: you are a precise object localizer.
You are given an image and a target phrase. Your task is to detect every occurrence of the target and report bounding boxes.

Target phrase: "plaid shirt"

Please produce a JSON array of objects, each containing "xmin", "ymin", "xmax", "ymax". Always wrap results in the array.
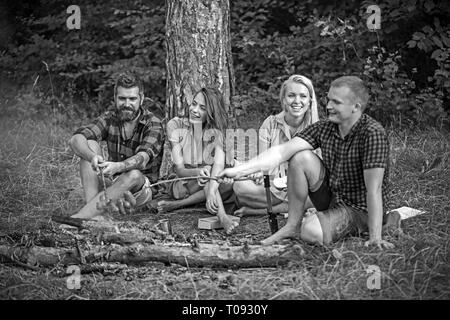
[
  {"xmin": 74, "ymin": 102, "xmax": 165, "ymax": 182},
  {"xmin": 295, "ymin": 113, "xmax": 390, "ymax": 213}
]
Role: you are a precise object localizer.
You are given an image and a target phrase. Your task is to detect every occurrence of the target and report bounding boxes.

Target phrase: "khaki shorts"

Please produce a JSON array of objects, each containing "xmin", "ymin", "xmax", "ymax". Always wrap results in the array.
[
  {"xmin": 100, "ymin": 174, "xmax": 153, "ymax": 207},
  {"xmin": 166, "ymin": 173, "xmax": 189, "ymax": 200}
]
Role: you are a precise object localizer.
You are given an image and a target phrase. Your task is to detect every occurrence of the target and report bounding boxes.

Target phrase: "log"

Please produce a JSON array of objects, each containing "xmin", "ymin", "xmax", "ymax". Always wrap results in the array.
[
  {"xmin": 0, "ymin": 241, "xmax": 304, "ymax": 268},
  {"xmin": 98, "ymin": 231, "xmax": 158, "ymax": 245},
  {"xmin": 52, "ymin": 215, "xmax": 120, "ymax": 233}
]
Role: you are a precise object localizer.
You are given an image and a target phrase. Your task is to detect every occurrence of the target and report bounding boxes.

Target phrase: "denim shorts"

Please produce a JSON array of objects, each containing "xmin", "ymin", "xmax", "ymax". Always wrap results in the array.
[{"xmin": 308, "ymin": 164, "xmax": 369, "ymax": 245}]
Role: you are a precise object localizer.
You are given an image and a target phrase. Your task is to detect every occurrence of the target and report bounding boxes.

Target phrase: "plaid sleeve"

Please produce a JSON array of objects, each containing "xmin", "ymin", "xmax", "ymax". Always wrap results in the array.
[
  {"xmin": 73, "ymin": 112, "xmax": 110, "ymax": 141},
  {"xmin": 136, "ymin": 114, "xmax": 165, "ymax": 162},
  {"xmin": 295, "ymin": 121, "xmax": 323, "ymax": 150},
  {"xmin": 362, "ymin": 129, "xmax": 389, "ymax": 170}
]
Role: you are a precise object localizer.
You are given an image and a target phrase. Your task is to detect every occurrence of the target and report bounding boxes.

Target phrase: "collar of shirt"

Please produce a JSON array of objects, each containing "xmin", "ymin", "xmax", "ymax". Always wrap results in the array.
[
  {"xmin": 331, "ymin": 113, "xmax": 366, "ymax": 141},
  {"xmin": 274, "ymin": 111, "xmax": 288, "ymax": 133},
  {"xmin": 274, "ymin": 111, "xmax": 296, "ymax": 140}
]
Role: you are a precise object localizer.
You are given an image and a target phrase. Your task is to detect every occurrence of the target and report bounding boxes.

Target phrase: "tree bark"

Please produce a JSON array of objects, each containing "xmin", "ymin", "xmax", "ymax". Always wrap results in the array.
[
  {"xmin": 165, "ymin": 0, "xmax": 235, "ymax": 120},
  {"xmin": 161, "ymin": 0, "xmax": 235, "ymax": 177}
]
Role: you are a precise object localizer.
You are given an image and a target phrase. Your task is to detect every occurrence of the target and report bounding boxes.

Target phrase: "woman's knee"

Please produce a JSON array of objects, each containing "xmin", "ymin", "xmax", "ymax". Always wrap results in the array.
[{"xmin": 233, "ymin": 180, "xmax": 252, "ymax": 197}]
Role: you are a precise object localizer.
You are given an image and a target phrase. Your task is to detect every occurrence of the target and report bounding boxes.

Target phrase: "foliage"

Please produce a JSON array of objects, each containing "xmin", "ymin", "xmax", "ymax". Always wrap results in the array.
[
  {"xmin": 1, "ymin": 0, "xmax": 449, "ymax": 126},
  {"xmin": 1, "ymin": 0, "xmax": 165, "ymax": 116},
  {"xmin": 229, "ymin": 0, "xmax": 449, "ymax": 126}
]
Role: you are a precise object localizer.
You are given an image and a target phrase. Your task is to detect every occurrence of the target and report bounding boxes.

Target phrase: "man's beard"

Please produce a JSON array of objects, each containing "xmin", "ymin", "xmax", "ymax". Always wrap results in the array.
[{"xmin": 118, "ymin": 107, "xmax": 140, "ymax": 122}]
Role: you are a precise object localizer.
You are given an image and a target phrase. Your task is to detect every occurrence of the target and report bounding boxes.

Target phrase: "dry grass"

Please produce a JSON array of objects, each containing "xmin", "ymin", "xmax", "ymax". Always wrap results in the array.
[{"xmin": 0, "ymin": 108, "xmax": 449, "ymax": 300}]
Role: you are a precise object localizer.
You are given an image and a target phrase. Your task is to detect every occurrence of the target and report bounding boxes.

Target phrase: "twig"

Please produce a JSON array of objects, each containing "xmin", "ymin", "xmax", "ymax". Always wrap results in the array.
[
  {"xmin": 147, "ymin": 175, "xmax": 253, "ymax": 188},
  {"xmin": 75, "ymin": 239, "xmax": 86, "ymax": 265},
  {"xmin": 42, "ymin": 61, "xmax": 55, "ymax": 99},
  {"xmin": 9, "ymin": 251, "xmax": 39, "ymax": 271},
  {"xmin": 1, "ymin": 283, "xmax": 46, "ymax": 295}
]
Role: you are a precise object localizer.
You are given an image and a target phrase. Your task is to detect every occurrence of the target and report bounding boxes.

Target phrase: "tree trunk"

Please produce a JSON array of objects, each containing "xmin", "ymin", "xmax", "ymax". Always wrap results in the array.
[
  {"xmin": 165, "ymin": 0, "xmax": 235, "ymax": 120},
  {"xmin": 161, "ymin": 0, "xmax": 235, "ymax": 177}
]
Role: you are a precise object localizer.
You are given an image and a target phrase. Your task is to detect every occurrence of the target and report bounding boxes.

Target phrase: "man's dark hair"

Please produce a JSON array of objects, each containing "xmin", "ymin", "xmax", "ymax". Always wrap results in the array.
[
  {"xmin": 331, "ymin": 76, "xmax": 369, "ymax": 111},
  {"xmin": 114, "ymin": 72, "xmax": 144, "ymax": 97}
]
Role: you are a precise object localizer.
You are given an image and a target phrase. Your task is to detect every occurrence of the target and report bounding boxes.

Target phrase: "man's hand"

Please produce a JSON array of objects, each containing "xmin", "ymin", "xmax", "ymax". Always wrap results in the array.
[
  {"xmin": 98, "ymin": 161, "xmax": 124, "ymax": 177},
  {"xmin": 197, "ymin": 165, "xmax": 212, "ymax": 186},
  {"xmin": 217, "ymin": 167, "xmax": 241, "ymax": 184},
  {"xmin": 91, "ymin": 155, "xmax": 104, "ymax": 172},
  {"xmin": 364, "ymin": 238, "xmax": 395, "ymax": 250},
  {"xmin": 96, "ymin": 191, "xmax": 137, "ymax": 215}
]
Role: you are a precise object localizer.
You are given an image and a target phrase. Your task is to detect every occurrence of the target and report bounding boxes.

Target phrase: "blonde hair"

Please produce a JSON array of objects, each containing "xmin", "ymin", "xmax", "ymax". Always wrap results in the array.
[{"xmin": 279, "ymin": 74, "xmax": 319, "ymax": 124}]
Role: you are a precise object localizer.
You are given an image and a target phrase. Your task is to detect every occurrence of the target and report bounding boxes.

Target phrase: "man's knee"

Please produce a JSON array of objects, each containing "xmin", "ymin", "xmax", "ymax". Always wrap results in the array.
[
  {"xmin": 87, "ymin": 140, "xmax": 102, "ymax": 154},
  {"xmin": 118, "ymin": 169, "xmax": 145, "ymax": 190},
  {"xmin": 289, "ymin": 150, "xmax": 317, "ymax": 169},
  {"xmin": 300, "ymin": 214, "xmax": 323, "ymax": 245},
  {"xmin": 289, "ymin": 150, "xmax": 322, "ymax": 187}
]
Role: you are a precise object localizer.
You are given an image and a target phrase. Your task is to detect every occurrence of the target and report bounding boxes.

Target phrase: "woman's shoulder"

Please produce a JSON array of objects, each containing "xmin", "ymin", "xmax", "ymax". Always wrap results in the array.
[{"xmin": 260, "ymin": 112, "xmax": 282, "ymax": 129}]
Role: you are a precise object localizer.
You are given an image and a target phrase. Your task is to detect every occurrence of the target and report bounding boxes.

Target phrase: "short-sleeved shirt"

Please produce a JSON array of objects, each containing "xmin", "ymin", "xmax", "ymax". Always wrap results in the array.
[
  {"xmin": 295, "ymin": 113, "xmax": 390, "ymax": 213},
  {"xmin": 73, "ymin": 105, "xmax": 164, "ymax": 183},
  {"xmin": 260, "ymin": 111, "xmax": 319, "ymax": 200},
  {"xmin": 166, "ymin": 117, "xmax": 227, "ymax": 169}
]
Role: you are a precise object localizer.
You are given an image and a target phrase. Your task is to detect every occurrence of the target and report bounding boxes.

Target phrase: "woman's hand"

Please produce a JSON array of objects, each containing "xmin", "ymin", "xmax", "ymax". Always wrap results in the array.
[
  {"xmin": 197, "ymin": 165, "xmax": 212, "ymax": 186},
  {"xmin": 206, "ymin": 190, "xmax": 219, "ymax": 214},
  {"xmin": 249, "ymin": 171, "xmax": 264, "ymax": 185}
]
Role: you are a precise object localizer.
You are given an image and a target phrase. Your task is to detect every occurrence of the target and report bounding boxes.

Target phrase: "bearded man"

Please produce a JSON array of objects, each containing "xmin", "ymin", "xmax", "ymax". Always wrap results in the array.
[{"xmin": 69, "ymin": 72, "xmax": 164, "ymax": 220}]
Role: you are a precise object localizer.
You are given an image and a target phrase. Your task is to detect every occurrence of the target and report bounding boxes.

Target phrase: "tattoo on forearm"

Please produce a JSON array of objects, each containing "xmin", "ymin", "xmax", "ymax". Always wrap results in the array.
[{"xmin": 123, "ymin": 153, "xmax": 146, "ymax": 171}]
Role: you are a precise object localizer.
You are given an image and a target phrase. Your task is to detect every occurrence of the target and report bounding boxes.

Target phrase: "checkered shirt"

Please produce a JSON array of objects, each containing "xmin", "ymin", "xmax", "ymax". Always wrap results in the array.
[
  {"xmin": 295, "ymin": 113, "xmax": 390, "ymax": 213},
  {"xmin": 74, "ymin": 103, "xmax": 165, "ymax": 182}
]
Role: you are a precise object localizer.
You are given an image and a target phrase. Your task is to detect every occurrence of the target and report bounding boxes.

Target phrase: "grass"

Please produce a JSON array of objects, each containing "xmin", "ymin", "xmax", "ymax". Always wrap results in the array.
[{"xmin": 0, "ymin": 104, "xmax": 449, "ymax": 300}]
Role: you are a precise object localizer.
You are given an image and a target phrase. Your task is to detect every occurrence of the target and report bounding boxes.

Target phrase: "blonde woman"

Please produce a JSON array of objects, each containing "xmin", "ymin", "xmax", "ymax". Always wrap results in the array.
[{"xmin": 233, "ymin": 75, "xmax": 320, "ymax": 216}]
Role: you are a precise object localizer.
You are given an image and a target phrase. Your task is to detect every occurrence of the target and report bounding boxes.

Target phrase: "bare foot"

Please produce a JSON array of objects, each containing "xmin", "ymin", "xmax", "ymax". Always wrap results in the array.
[
  {"xmin": 217, "ymin": 213, "xmax": 239, "ymax": 234},
  {"xmin": 234, "ymin": 207, "xmax": 247, "ymax": 217},
  {"xmin": 156, "ymin": 200, "xmax": 181, "ymax": 213},
  {"xmin": 260, "ymin": 224, "xmax": 298, "ymax": 245},
  {"xmin": 234, "ymin": 206, "xmax": 266, "ymax": 217}
]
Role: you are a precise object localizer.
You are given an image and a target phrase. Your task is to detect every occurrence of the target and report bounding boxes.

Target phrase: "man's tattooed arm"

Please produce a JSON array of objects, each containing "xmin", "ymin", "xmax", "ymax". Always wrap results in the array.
[{"xmin": 121, "ymin": 152, "xmax": 150, "ymax": 172}]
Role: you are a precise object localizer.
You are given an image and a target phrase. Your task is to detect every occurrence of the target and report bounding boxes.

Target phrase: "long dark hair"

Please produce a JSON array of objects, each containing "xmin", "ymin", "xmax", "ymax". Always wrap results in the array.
[{"xmin": 196, "ymin": 87, "xmax": 228, "ymax": 132}]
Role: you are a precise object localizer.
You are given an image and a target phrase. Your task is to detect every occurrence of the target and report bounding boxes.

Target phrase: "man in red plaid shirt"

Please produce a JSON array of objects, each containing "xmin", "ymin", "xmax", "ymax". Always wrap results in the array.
[
  {"xmin": 69, "ymin": 72, "xmax": 164, "ymax": 220},
  {"xmin": 219, "ymin": 76, "xmax": 400, "ymax": 249}
]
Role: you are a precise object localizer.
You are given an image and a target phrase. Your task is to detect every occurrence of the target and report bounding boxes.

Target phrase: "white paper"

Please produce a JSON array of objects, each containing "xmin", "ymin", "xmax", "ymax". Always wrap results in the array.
[{"xmin": 388, "ymin": 206, "xmax": 425, "ymax": 220}]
